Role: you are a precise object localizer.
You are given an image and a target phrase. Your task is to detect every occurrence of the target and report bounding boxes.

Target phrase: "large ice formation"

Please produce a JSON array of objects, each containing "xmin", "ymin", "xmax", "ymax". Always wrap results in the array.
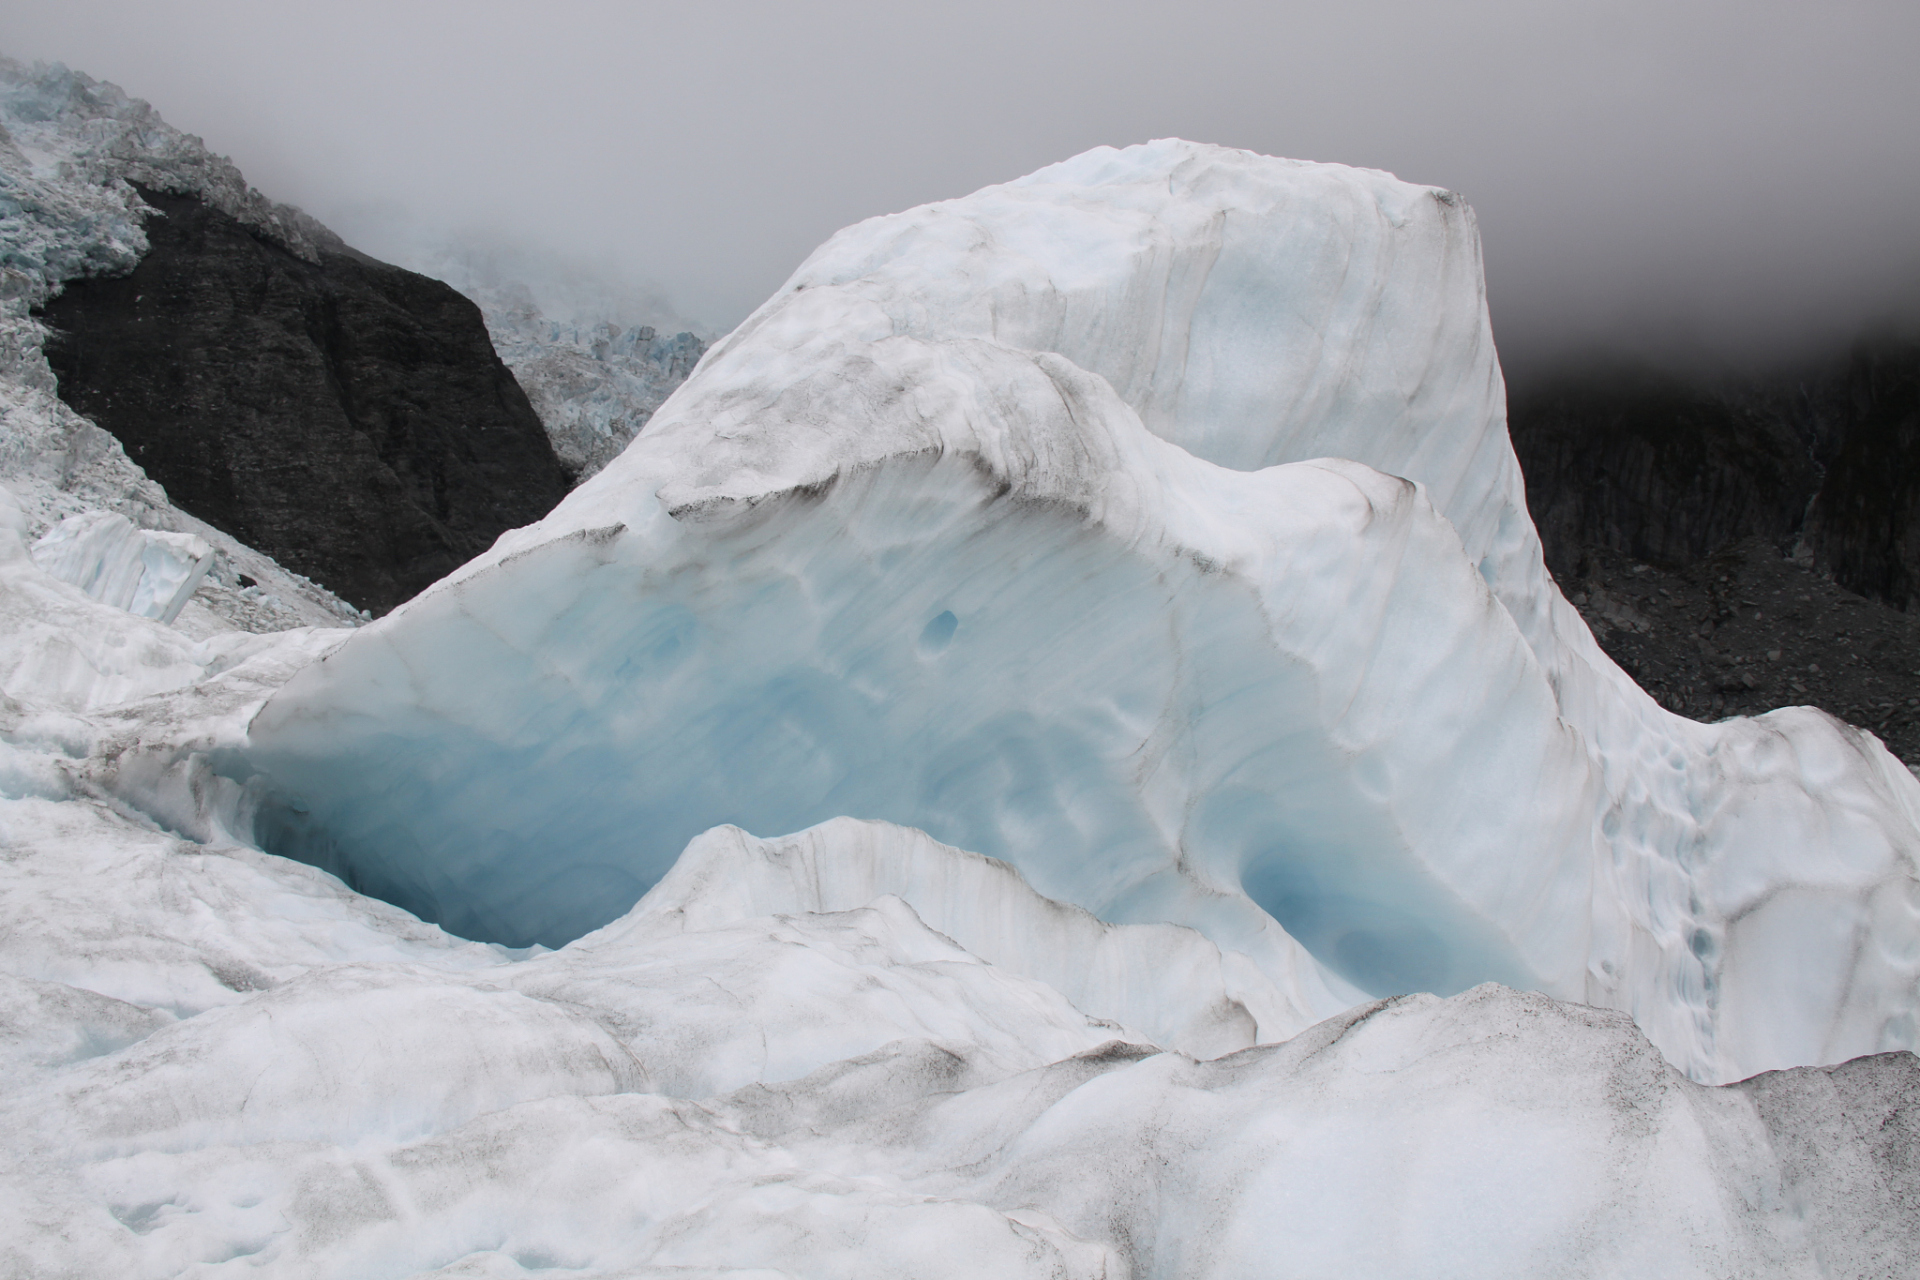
[{"xmin": 247, "ymin": 139, "xmax": 1920, "ymax": 1084}]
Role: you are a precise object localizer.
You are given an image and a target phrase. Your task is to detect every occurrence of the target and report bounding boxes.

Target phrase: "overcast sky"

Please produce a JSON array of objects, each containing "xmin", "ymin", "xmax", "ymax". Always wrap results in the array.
[{"xmin": 4, "ymin": 1, "xmax": 1917, "ymax": 379}]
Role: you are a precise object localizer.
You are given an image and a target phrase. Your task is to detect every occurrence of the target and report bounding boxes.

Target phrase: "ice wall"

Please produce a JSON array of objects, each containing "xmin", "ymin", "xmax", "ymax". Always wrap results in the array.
[
  {"xmin": 31, "ymin": 511, "xmax": 214, "ymax": 623},
  {"xmin": 244, "ymin": 141, "xmax": 1920, "ymax": 1082}
]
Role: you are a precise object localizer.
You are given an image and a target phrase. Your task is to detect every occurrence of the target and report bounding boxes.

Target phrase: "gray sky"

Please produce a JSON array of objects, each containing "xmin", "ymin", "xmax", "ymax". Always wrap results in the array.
[{"xmin": 4, "ymin": 1, "xmax": 1917, "ymax": 378}]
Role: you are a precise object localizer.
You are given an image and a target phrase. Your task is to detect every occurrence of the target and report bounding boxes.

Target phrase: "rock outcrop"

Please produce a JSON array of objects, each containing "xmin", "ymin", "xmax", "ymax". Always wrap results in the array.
[
  {"xmin": 1508, "ymin": 334, "xmax": 1920, "ymax": 608},
  {"xmin": 36, "ymin": 186, "xmax": 573, "ymax": 615},
  {"xmin": 1508, "ymin": 337, "xmax": 1920, "ymax": 760}
]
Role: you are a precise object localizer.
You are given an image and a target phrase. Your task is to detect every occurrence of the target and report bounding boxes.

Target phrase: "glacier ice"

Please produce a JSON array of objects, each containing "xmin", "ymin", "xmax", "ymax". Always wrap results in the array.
[
  {"xmin": 246, "ymin": 139, "xmax": 1920, "ymax": 1083},
  {"xmin": 31, "ymin": 510, "xmax": 215, "ymax": 623},
  {"xmin": 0, "ymin": 517, "xmax": 1914, "ymax": 1272},
  {"xmin": 430, "ymin": 265, "xmax": 708, "ymax": 479},
  {"xmin": 2, "ymin": 777, "xmax": 1914, "ymax": 1277},
  {"xmin": 635, "ymin": 818, "xmax": 1356, "ymax": 1057},
  {"xmin": 1, "ymin": 63, "xmax": 1917, "ymax": 1270}
]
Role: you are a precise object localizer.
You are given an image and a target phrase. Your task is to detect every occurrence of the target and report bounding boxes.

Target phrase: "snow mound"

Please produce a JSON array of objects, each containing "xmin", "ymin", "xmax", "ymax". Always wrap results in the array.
[
  {"xmin": 247, "ymin": 140, "xmax": 1920, "ymax": 1083},
  {"xmin": 0, "ymin": 492, "xmax": 336, "ymax": 713},
  {"xmin": 633, "ymin": 818, "xmax": 1354, "ymax": 1058}
]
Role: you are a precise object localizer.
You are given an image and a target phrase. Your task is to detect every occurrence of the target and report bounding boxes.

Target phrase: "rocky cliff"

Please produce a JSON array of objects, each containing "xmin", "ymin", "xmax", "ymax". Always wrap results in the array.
[
  {"xmin": 36, "ymin": 185, "xmax": 572, "ymax": 615},
  {"xmin": 1509, "ymin": 334, "xmax": 1920, "ymax": 606},
  {"xmin": 1508, "ymin": 335, "xmax": 1920, "ymax": 762}
]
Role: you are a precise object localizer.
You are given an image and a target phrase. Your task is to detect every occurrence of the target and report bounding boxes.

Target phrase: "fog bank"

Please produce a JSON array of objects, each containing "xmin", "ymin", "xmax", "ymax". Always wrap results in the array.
[{"xmin": 3, "ymin": 1, "xmax": 1916, "ymax": 377}]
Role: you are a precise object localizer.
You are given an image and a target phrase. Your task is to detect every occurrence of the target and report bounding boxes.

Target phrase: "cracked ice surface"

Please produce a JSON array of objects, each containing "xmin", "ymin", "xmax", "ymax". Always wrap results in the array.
[{"xmin": 248, "ymin": 140, "xmax": 1920, "ymax": 1084}]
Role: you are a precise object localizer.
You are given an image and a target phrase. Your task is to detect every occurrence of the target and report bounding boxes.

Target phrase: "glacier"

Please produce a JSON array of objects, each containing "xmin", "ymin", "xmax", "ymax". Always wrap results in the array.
[
  {"xmin": 2, "ymin": 774, "xmax": 1914, "ymax": 1276},
  {"xmin": 246, "ymin": 139, "xmax": 1920, "ymax": 1085},
  {"xmin": 31, "ymin": 510, "xmax": 215, "ymax": 623},
  {"xmin": 1, "ymin": 56, "xmax": 1917, "ymax": 1274}
]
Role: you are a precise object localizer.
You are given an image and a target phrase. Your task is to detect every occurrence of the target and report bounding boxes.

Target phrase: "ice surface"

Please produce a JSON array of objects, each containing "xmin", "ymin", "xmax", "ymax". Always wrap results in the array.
[
  {"xmin": 247, "ymin": 140, "xmax": 1920, "ymax": 1083},
  {"xmin": 482, "ymin": 312, "xmax": 706, "ymax": 478},
  {"xmin": 3, "ymin": 782, "xmax": 1913, "ymax": 1275},
  {"xmin": 32, "ymin": 510, "xmax": 214, "ymax": 622},
  {"xmin": 636, "ymin": 818, "xmax": 1359, "ymax": 1057},
  {"xmin": 1, "ymin": 550, "xmax": 1913, "ymax": 1270}
]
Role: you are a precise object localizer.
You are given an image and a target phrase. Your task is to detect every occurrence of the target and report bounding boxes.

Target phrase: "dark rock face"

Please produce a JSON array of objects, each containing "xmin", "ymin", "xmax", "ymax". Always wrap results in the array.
[
  {"xmin": 1561, "ymin": 537, "xmax": 1920, "ymax": 764},
  {"xmin": 1507, "ymin": 366, "xmax": 1819, "ymax": 581},
  {"xmin": 1509, "ymin": 336, "xmax": 1920, "ymax": 763},
  {"xmin": 1508, "ymin": 336, "xmax": 1920, "ymax": 608},
  {"xmin": 1802, "ymin": 341, "xmax": 1920, "ymax": 608},
  {"xmin": 36, "ymin": 186, "xmax": 573, "ymax": 615}
]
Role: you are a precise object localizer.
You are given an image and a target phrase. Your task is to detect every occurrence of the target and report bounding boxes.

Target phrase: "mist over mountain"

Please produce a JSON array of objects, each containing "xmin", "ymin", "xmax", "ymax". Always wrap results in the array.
[{"xmin": 2, "ymin": 1, "xmax": 1914, "ymax": 383}]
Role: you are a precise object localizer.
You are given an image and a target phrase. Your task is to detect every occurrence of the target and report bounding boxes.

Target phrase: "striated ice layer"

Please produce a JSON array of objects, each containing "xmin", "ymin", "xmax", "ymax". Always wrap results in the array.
[
  {"xmin": 244, "ymin": 141, "xmax": 1920, "ymax": 1083},
  {"xmin": 642, "ymin": 818, "xmax": 1361, "ymax": 1057}
]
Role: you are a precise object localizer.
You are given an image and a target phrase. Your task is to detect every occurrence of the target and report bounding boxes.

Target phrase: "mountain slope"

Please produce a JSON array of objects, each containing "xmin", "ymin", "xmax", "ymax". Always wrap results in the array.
[
  {"xmin": 4, "ymin": 57, "xmax": 572, "ymax": 617},
  {"xmin": 39, "ymin": 185, "xmax": 572, "ymax": 614}
]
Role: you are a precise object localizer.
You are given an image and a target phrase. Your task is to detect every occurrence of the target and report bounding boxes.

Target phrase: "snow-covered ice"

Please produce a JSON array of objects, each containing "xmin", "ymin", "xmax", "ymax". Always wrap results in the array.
[
  {"xmin": 2, "ymin": 586, "xmax": 1916, "ymax": 1277},
  {"xmin": 2, "ymin": 780, "xmax": 1914, "ymax": 1275}
]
